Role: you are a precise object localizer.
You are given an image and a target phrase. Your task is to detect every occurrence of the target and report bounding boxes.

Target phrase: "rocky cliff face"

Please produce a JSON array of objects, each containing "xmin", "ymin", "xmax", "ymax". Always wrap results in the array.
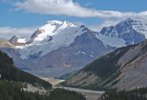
[
  {"xmin": 63, "ymin": 40, "xmax": 147, "ymax": 91},
  {"xmin": 117, "ymin": 41, "xmax": 147, "ymax": 90},
  {"xmin": 9, "ymin": 36, "xmax": 26, "ymax": 47}
]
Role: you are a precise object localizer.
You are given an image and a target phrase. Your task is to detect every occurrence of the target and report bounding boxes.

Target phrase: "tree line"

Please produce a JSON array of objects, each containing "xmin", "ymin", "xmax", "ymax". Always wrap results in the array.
[
  {"xmin": 0, "ymin": 50, "xmax": 86, "ymax": 100},
  {"xmin": 100, "ymin": 87, "xmax": 147, "ymax": 100},
  {"xmin": 0, "ymin": 81, "xmax": 86, "ymax": 100},
  {"xmin": 0, "ymin": 51, "xmax": 52, "ymax": 88}
]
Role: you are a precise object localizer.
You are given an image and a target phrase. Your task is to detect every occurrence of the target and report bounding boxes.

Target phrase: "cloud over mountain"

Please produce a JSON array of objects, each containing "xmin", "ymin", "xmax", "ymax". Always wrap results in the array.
[
  {"xmin": 14, "ymin": 0, "xmax": 147, "ymax": 19},
  {"xmin": 0, "ymin": 27, "xmax": 38, "ymax": 40}
]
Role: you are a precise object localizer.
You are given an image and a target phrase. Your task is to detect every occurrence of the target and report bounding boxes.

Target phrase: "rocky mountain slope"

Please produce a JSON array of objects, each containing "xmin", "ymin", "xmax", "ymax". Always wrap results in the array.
[
  {"xmin": 62, "ymin": 39, "xmax": 147, "ymax": 91},
  {"xmin": 0, "ymin": 18, "xmax": 147, "ymax": 77},
  {"xmin": 0, "ymin": 39, "xmax": 15, "ymax": 49}
]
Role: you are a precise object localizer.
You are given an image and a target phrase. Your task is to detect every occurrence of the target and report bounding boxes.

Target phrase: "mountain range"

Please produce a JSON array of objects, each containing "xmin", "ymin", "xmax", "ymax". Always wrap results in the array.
[{"xmin": 0, "ymin": 18, "xmax": 147, "ymax": 77}]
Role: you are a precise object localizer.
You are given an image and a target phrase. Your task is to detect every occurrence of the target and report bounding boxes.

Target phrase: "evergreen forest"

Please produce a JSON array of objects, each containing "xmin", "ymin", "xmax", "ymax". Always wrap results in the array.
[
  {"xmin": 100, "ymin": 87, "xmax": 147, "ymax": 100},
  {"xmin": 0, "ymin": 50, "xmax": 86, "ymax": 100}
]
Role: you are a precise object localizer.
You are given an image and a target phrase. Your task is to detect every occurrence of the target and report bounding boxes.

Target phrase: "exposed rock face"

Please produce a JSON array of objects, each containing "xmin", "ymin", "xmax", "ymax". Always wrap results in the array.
[
  {"xmin": 22, "ymin": 83, "xmax": 46, "ymax": 94},
  {"xmin": 64, "ymin": 71, "xmax": 99, "ymax": 87},
  {"xmin": 26, "ymin": 29, "xmax": 43, "ymax": 44},
  {"xmin": 9, "ymin": 36, "xmax": 19, "ymax": 45},
  {"xmin": 0, "ymin": 39, "xmax": 15, "ymax": 49},
  {"xmin": 63, "ymin": 40, "xmax": 147, "ymax": 91},
  {"xmin": 117, "ymin": 41, "xmax": 147, "ymax": 90},
  {"xmin": 9, "ymin": 36, "xmax": 26, "ymax": 46}
]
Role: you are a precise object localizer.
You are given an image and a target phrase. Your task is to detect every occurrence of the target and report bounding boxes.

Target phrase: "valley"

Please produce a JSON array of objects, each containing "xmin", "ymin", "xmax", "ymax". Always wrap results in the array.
[
  {"xmin": 1, "ymin": 0, "xmax": 147, "ymax": 99},
  {"xmin": 42, "ymin": 77, "xmax": 104, "ymax": 100},
  {"xmin": 0, "ymin": 18, "xmax": 147, "ymax": 100},
  {"xmin": 0, "ymin": 50, "xmax": 86, "ymax": 100},
  {"xmin": 53, "ymin": 86, "xmax": 104, "ymax": 100}
]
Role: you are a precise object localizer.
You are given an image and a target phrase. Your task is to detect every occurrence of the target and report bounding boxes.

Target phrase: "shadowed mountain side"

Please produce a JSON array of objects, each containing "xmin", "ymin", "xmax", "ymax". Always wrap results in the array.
[{"xmin": 62, "ymin": 40, "xmax": 147, "ymax": 91}]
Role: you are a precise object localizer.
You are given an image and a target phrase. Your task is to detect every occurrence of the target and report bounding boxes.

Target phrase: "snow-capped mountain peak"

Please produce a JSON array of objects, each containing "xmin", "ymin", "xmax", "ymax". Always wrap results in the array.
[
  {"xmin": 46, "ymin": 20, "xmax": 62, "ymax": 25},
  {"xmin": 62, "ymin": 21, "xmax": 76, "ymax": 27},
  {"xmin": 10, "ymin": 18, "xmax": 147, "ymax": 59},
  {"xmin": 32, "ymin": 20, "xmax": 76, "ymax": 42},
  {"xmin": 92, "ymin": 18, "xmax": 147, "ymax": 48},
  {"xmin": 117, "ymin": 18, "xmax": 147, "ymax": 37},
  {"xmin": 16, "ymin": 20, "xmax": 88, "ymax": 59},
  {"xmin": 117, "ymin": 18, "xmax": 134, "ymax": 25}
]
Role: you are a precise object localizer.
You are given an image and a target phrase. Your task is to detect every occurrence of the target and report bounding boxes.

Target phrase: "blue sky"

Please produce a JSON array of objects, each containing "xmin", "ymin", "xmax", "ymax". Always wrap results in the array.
[{"xmin": 1, "ymin": 0, "xmax": 147, "ymax": 40}]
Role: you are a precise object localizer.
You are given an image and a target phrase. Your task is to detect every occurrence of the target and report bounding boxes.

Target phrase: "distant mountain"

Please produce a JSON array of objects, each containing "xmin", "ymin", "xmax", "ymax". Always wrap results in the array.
[
  {"xmin": 99, "ymin": 18, "xmax": 147, "ymax": 46},
  {"xmin": 62, "ymin": 40, "xmax": 147, "ymax": 91},
  {"xmin": 0, "ymin": 18, "xmax": 146, "ymax": 77}
]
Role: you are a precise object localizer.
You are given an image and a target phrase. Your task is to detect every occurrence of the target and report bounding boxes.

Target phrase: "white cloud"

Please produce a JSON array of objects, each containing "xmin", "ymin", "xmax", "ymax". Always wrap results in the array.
[
  {"xmin": 13, "ymin": 0, "xmax": 147, "ymax": 19},
  {"xmin": 85, "ymin": 2, "xmax": 93, "ymax": 6},
  {"xmin": 0, "ymin": 26, "xmax": 39, "ymax": 40},
  {"xmin": 89, "ymin": 20, "xmax": 119, "ymax": 32},
  {"xmin": 72, "ymin": 22, "xmax": 85, "ymax": 27},
  {"xmin": 89, "ymin": 17, "xmax": 147, "ymax": 32}
]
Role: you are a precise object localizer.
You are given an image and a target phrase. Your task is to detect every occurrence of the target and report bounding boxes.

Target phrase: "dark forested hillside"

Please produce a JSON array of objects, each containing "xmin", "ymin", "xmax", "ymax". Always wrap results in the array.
[
  {"xmin": 100, "ymin": 87, "xmax": 147, "ymax": 100},
  {"xmin": 49, "ymin": 88, "xmax": 86, "ymax": 100},
  {"xmin": 0, "ymin": 81, "xmax": 86, "ymax": 100},
  {"xmin": 0, "ymin": 51, "xmax": 52, "ymax": 88},
  {"xmin": 0, "ymin": 50, "xmax": 86, "ymax": 100}
]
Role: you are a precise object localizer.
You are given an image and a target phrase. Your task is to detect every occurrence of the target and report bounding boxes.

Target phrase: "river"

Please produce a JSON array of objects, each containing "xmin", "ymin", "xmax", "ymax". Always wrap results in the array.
[
  {"xmin": 53, "ymin": 86, "xmax": 104, "ymax": 100},
  {"xmin": 53, "ymin": 86, "xmax": 104, "ymax": 94}
]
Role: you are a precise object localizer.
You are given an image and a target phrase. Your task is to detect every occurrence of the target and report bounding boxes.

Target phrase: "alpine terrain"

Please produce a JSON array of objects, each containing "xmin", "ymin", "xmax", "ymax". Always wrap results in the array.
[{"xmin": 0, "ymin": 18, "xmax": 147, "ymax": 77}]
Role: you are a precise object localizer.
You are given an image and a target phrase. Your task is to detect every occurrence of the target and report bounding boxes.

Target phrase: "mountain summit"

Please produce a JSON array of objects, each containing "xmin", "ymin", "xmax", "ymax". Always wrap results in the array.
[
  {"xmin": 30, "ymin": 20, "xmax": 76, "ymax": 42},
  {"xmin": 99, "ymin": 18, "xmax": 147, "ymax": 45}
]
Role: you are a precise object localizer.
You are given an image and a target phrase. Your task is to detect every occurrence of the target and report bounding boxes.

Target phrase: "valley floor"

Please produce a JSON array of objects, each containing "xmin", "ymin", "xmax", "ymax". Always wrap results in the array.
[
  {"xmin": 42, "ymin": 77, "xmax": 104, "ymax": 100},
  {"xmin": 53, "ymin": 86, "xmax": 104, "ymax": 100}
]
